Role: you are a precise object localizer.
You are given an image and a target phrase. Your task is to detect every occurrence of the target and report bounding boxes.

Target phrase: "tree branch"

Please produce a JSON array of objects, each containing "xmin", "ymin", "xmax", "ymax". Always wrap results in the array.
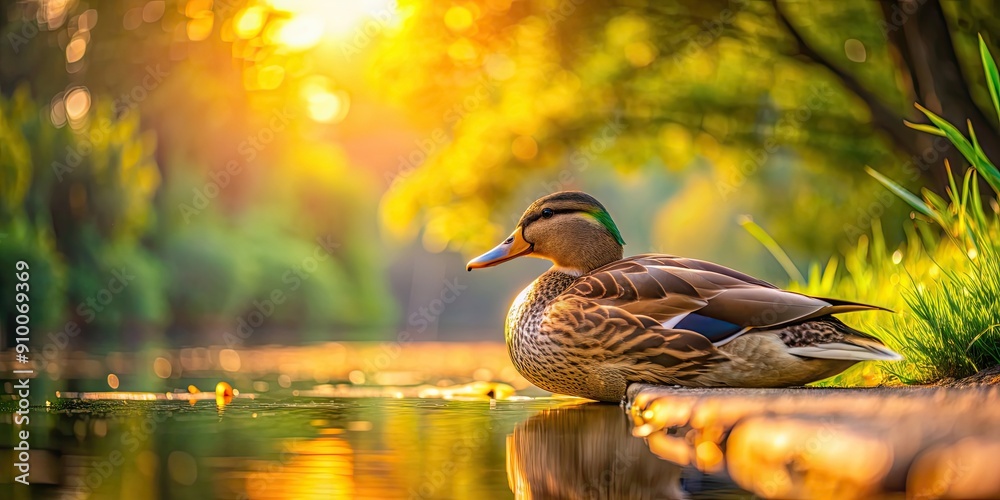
[{"xmin": 770, "ymin": 0, "xmax": 921, "ymax": 158}]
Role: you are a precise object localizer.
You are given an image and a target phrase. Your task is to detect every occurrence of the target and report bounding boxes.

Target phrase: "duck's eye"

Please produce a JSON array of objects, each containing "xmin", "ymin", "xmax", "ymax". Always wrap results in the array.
[{"xmin": 541, "ymin": 208, "xmax": 554, "ymax": 219}]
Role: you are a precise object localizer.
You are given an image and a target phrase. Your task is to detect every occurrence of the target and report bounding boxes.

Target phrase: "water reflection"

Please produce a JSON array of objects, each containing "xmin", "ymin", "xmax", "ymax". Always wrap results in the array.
[
  {"xmin": 506, "ymin": 403, "xmax": 748, "ymax": 499},
  {"xmin": 5, "ymin": 397, "xmax": 562, "ymax": 499},
  {"xmin": 240, "ymin": 433, "xmax": 356, "ymax": 499},
  {"xmin": 6, "ymin": 381, "xmax": 999, "ymax": 499},
  {"xmin": 507, "ymin": 403, "xmax": 685, "ymax": 499}
]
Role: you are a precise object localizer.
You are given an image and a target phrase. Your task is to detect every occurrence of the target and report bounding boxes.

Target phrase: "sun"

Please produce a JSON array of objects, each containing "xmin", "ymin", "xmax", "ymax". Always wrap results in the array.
[{"xmin": 265, "ymin": 0, "xmax": 398, "ymax": 47}]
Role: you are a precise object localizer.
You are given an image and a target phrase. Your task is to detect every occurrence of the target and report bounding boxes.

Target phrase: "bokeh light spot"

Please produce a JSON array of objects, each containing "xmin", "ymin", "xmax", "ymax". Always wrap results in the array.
[
  {"xmin": 235, "ymin": 6, "xmax": 267, "ymax": 39},
  {"xmin": 185, "ymin": 0, "xmax": 214, "ymax": 18},
  {"xmin": 511, "ymin": 135, "xmax": 538, "ymax": 160},
  {"xmin": 142, "ymin": 1, "xmax": 165, "ymax": 23},
  {"xmin": 625, "ymin": 41, "xmax": 656, "ymax": 67},
  {"xmin": 66, "ymin": 37, "xmax": 86, "ymax": 63},
  {"xmin": 40, "ymin": 0, "xmax": 72, "ymax": 29},
  {"xmin": 257, "ymin": 65, "xmax": 286, "ymax": 90},
  {"xmin": 187, "ymin": 14, "xmax": 215, "ymax": 41},
  {"xmin": 307, "ymin": 91, "xmax": 345, "ymax": 122},
  {"xmin": 64, "ymin": 87, "xmax": 91, "ymax": 121},
  {"xmin": 167, "ymin": 451, "xmax": 198, "ymax": 485},
  {"xmin": 123, "ymin": 8, "xmax": 142, "ymax": 30},
  {"xmin": 845, "ymin": 39, "xmax": 867, "ymax": 63},
  {"xmin": 444, "ymin": 6, "xmax": 473, "ymax": 32},
  {"xmin": 153, "ymin": 356, "xmax": 172, "ymax": 378},
  {"xmin": 484, "ymin": 53, "xmax": 516, "ymax": 80},
  {"xmin": 49, "ymin": 93, "xmax": 67, "ymax": 127},
  {"xmin": 219, "ymin": 349, "xmax": 242, "ymax": 372},
  {"xmin": 448, "ymin": 38, "xmax": 477, "ymax": 61},
  {"xmin": 301, "ymin": 78, "xmax": 350, "ymax": 123},
  {"xmin": 77, "ymin": 9, "xmax": 99, "ymax": 31},
  {"xmin": 137, "ymin": 451, "xmax": 159, "ymax": 477},
  {"xmin": 273, "ymin": 17, "xmax": 323, "ymax": 50}
]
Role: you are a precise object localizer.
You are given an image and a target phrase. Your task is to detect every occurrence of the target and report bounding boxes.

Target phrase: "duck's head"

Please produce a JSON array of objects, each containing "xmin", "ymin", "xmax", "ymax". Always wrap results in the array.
[{"xmin": 466, "ymin": 191, "xmax": 625, "ymax": 275}]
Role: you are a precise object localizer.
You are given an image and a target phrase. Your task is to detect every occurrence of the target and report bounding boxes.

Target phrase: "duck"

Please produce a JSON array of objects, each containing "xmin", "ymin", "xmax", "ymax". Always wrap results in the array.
[{"xmin": 466, "ymin": 191, "xmax": 901, "ymax": 402}]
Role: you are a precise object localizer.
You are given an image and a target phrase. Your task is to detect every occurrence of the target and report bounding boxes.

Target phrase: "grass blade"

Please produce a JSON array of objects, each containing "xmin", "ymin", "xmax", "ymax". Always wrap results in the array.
[
  {"xmin": 946, "ymin": 160, "xmax": 959, "ymax": 204},
  {"xmin": 980, "ymin": 34, "xmax": 1000, "ymax": 127},
  {"xmin": 960, "ymin": 164, "xmax": 972, "ymax": 235},
  {"xmin": 904, "ymin": 120, "xmax": 946, "ymax": 137},
  {"xmin": 915, "ymin": 103, "xmax": 978, "ymax": 168},
  {"xmin": 738, "ymin": 215, "xmax": 806, "ymax": 283},
  {"xmin": 967, "ymin": 120, "xmax": 1000, "ymax": 192},
  {"xmin": 865, "ymin": 166, "xmax": 938, "ymax": 220}
]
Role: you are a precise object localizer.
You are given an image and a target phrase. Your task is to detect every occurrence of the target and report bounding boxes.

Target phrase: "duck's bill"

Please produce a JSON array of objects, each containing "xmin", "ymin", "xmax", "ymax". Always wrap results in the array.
[{"xmin": 466, "ymin": 228, "xmax": 533, "ymax": 271}]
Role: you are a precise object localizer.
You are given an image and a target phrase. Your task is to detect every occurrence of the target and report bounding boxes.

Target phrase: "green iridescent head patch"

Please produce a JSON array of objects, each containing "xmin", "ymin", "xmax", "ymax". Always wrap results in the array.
[{"xmin": 590, "ymin": 209, "xmax": 625, "ymax": 246}]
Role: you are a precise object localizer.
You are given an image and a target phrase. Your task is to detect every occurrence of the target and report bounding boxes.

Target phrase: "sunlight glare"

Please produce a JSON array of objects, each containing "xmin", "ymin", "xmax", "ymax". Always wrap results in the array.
[
  {"xmin": 234, "ymin": 6, "xmax": 266, "ymax": 39},
  {"xmin": 268, "ymin": 17, "xmax": 324, "ymax": 49},
  {"xmin": 307, "ymin": 90, "xmax": 347, "ymax": 123},
  {"xmin": 265, "ymin": 0, "xmax": 397, "ymax": 43},
  {"xmin": 301, "ymin": 77, "xmax": 350, "ymax": 123}
]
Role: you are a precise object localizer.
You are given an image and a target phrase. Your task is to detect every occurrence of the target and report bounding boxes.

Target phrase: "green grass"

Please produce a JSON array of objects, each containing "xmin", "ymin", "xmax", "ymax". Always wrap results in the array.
[{"xmin": 750, "ymin": 35, "xmax": 1000, "ymax": 385}]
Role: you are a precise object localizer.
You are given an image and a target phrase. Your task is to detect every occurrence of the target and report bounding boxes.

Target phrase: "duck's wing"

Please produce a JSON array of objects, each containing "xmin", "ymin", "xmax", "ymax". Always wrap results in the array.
[
  {"xmin": 541, "ymin": 294, "xmax": 727, "ymax": 385},
  {"xmin": 559, "ymin": 254, "xmax": 888, "ymax": 346}
]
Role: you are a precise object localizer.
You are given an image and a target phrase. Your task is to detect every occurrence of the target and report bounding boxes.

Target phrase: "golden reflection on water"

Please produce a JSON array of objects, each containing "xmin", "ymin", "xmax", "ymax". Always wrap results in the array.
[
  {"xmin": 9, "ymin": 341, "xmax": 1000, "ymax": 499},
  {"xmin": 241, "ymin": 433, "xmax": 355, "ymax": 499}
]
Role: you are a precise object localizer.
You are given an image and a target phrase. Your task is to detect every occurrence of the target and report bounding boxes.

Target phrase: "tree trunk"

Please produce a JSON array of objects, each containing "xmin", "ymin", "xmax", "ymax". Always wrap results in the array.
[
  {"xmin": 882, "ymin": 0, "xmax": 1000, "ymax": 193},
  {"xmin": 774, "ymin": 0, "xmax": 1000, "ymax": 196}
]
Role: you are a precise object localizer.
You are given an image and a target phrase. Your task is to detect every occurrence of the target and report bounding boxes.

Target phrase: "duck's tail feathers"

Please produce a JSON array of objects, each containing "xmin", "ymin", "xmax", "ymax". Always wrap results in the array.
[{"xmin": 786, "ymin": 334, "xmax": 903, "ymax": 361}]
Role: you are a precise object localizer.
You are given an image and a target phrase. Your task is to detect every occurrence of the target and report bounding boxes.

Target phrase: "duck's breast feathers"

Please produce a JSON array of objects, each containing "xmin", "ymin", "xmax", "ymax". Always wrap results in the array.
[{"xmin": 560, "ymin": 254, "xmax": 886, "ymax": 344}]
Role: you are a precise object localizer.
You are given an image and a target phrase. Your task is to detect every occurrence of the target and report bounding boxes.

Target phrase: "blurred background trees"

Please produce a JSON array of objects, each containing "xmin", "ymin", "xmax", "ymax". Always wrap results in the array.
[{"xmin": 0, "ymin": 0, "xmax": 997, "ymax": 350}]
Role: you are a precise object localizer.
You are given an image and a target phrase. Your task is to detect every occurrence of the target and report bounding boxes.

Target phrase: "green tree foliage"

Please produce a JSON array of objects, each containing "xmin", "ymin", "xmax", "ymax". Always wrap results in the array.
[
  {"xmin": 374, "ymin": 0, "xmax": 999, "ymax": 258},
  {"xmin": 0, "ymin": 1, "xmax": 396, "ymax": 348},
  {"xmin": 1, "ymin": 88, "xmax": 163, "ymax": 339}
]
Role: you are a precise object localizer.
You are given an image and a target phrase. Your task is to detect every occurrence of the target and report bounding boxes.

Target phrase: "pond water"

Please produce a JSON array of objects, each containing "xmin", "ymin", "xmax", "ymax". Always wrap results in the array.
[
  {"xmin": 3, "ymin": 396, "xmax": 749, "ymax": 499},
  {"xmin": 3, "ymin": 343, "xmax": 998, "ymax": 499}
]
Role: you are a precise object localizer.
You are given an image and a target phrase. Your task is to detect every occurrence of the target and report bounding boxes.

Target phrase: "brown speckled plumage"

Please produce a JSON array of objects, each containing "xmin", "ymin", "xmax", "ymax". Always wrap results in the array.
[{"xmin": 470, "ymin": 192, "xmax": 902, "ymax": 402}]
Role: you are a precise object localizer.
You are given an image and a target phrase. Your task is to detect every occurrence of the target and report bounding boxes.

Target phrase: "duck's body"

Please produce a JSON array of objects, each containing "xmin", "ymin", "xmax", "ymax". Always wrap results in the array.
[{"xmin": 468, "ymin": 192, "xmax": 901, "ymax": 402}]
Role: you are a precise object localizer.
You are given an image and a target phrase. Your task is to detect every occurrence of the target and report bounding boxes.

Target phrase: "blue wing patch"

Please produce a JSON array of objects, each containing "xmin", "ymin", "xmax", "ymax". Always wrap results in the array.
[{"xmin": 674, "ymin": 313, "xmax": 744, "ymax": 343}]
